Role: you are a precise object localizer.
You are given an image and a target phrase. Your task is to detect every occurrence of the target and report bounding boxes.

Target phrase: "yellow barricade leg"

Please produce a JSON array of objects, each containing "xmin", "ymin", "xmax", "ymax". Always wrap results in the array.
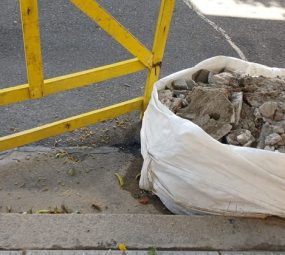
[{"xmin": 143, "ymin": 0, "xmax": 176, "ymax": 110}]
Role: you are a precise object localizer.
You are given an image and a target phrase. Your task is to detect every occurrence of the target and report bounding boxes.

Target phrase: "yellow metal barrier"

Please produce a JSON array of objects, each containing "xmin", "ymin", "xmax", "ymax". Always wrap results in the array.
[{"xmin": 0, "ymin": 0, "xmax": 175, "ymax": 152}]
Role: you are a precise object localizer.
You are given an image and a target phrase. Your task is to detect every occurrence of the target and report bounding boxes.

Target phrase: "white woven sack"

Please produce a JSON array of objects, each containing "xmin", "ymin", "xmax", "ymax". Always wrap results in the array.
[{"xmin": 140, "ymin": 56, "xmax": 285, "ymax": 217}]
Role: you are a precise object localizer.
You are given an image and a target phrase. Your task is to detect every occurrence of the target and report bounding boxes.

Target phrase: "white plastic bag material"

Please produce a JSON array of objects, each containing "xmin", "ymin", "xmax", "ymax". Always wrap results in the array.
[{"xmin": 140, "ymin": 56, "xmax": 285, "ymax": 218}]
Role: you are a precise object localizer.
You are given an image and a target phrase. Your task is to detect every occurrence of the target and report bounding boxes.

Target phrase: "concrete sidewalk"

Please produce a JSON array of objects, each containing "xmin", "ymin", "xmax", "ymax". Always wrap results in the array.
[
  {"xmin": 3, "ymin": 252, "xmax": 285, "ymax": 255},
  {"xmin": 1, "ymin": 214, "xmax": 285, "ymax": 250},
  {"xmin": 0, "ymin": 145, "xmax": 168, "ymax": 214},
  {"xmin": 1, "ymin": 252, "xmax": 285, "ymax": 255}
]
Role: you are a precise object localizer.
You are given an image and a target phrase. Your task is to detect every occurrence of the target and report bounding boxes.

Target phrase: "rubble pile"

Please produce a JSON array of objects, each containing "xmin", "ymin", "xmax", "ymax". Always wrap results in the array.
[{"xmin": 158, "ymin": 69, "xmax": 285, "ymax": 153}]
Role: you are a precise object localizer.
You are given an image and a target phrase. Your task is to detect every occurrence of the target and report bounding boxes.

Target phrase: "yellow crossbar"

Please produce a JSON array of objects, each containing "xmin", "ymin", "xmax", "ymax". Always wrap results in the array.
[
  {"xmin": 0, "ymin": 58, "xmax": 145, "ymax": 106},
  {"xmin": 71, "ymin": 0, "xmax": 153, "ymax": 68},
  {"xmin": 0, "ymin": 97, "xmax": 143, "ymax": 152}
]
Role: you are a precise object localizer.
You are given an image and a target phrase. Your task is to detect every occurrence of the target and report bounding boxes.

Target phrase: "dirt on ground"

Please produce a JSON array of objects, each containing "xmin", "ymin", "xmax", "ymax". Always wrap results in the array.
[
  {"xmin": 158, "ymin": 69, "xmax": 285, "ymax": 153},
  {"xmin": 0, "ymin": 144, "xmax": 169, "ymax": 214},
  {"xmin": 122, "ymin": 146, "xmax": 172, "ymax": 215}
]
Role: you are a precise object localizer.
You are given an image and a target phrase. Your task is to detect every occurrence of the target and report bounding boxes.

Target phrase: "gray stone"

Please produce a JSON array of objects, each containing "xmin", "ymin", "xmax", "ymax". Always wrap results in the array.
[
  {"xmin": 230, "ymin": 92, "xmax": 243, "ymax": 125},
  {"xmin": 172, "ymin": 90, "xmax": 188, "ymax": 99},
  {"xmin": 264, "ymin": 145, "xmax": 275, "ymax": 151},
  {"xmin": 236, "ymin": 130, "xmax": 254, "ymax": 146},
  {"xmin": 158, "ymin": 90, "xmax": 173, "ymax": 108},
  {"xmin": 172, "ymin": 79, "xmax": 189, "ymax": 90},
  {"xmin": 272, "ymin": 125, "xmax": 284, "ymax": 134},
  {"xmin": 277, "ymin": 146, "xmax": 285, "ymax": 153},
  {"xmin": 265, "ymin": 133, "xmax": 282, "ymax": 146},
  {"xmin": 192, "ymin": 69, "xmax": 210, "ymax": 83},
  {"xmin": 274, "ymin": 109, "xmax": 284, "ymax": 121},
  {"xmin": 253, "ymin": 108, "xmax": 262, "ymax": 119},
  {"xmin": 259, "ymin": 102, "xmax": 278, "ymax": 119},
  {"xmin": 257, "ymin": 122, "xmax": 272, "ymax": 149},
  {"xmin": 170, "ymin": 98, "xmax": 183, "ymax": 113},
  {"xmin": 186, "ymin": 79, "xmax": 198, "ymax": 90},
  {"xmin": 208, "ymin": 72, "xmax": 238, "ymax": 87}
]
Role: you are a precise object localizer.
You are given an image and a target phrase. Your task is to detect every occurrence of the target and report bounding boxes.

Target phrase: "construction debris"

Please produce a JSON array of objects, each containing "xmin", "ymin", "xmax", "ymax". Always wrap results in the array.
[{"xmin": 158, "ymin": 70, "xmax": 285, "ymax": 153}]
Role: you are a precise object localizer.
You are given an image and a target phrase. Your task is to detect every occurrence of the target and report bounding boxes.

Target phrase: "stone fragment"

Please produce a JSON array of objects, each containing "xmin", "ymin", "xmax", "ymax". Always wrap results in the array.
[
  {"xmin": 230, "ymin": 92, "xmax": 243, "ymax": 125},
  {"xmin": 226, "ymin": 130, "xmax": 240, "ymax": 145},
  {"xmin": 264, "ymin": 145, "xmax": 275, "ymax": 151},
  {"xmin": 274, "ymin": 109, "xmax": 284, "ymax": 121},
  {"xmin": 257, "ymin": 122, "xmax": 272, "ymax": 149},
  {"xmin": 202, "ymin": 121, "xmax": 232, "ymax": 141},
  {"xmin": 170, "ymin": 98, "xmax": 183, "ymax": 113},
  {"xmin": 172, "ymin": 79, "xmax": 189, "ymax": 90},
  {"xmin": 186, "ymin": 79, "xmax": 197, "ymax": 90},
  {"xmin": 253, "ymin": 108, "xmax": 262, "ymax": 119},
  {"xmin": 226, "ymin": 129, "xmax": 254, "ymax": 147},
  {"xmin": 244, "ymin": 92, "xmax": 280, "ymax": 107},
  {"xmin": 272, "ymin": 125, "xmax": 284, "ymax": 134},
  {"xmin": 181, "ymin": 99, "xmax": 189, "ymax": 108},
  {"xmin": 158, "ymin": 90, "xmax": 173, "ymax": 108},
  {"xmin": 172, "ymin": 90, "xmax": 188, "ymax": 99},
  {"xmin": 208, "ymin": 72, "xmax": 239, "ymax": 87},
  {"xmin": 178, "ymin": 86, "xmax": 235, "ymax": 123},
  {"xmin": 259, "ymin": 101, "xmax": 278, "ymax": 119},
  {"xmin": 265, "ymin": 133, "xmax": 282, "ymax": 146},
  {"xmin": 192, "ymin": 69, "xmax": 210, "ymax": 83},
  {"xmin": 236, "ymin": 130, "xmax": 255, "ymax": 146},
  {"xmin": 277, "ymin": 146, "xmax": 285, "ymax": 153}
]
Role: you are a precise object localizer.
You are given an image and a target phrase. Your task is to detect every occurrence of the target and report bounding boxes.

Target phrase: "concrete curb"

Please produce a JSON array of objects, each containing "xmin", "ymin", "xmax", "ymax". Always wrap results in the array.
[{"xmin": 0, "ymin": 214, "xmax": 285, "ymax": 250}]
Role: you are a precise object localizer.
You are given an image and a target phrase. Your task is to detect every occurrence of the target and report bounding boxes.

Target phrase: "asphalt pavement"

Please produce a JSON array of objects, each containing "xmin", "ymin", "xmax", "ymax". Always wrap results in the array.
[{"xmin": 0, "ymin": 0, "xmax": 284, "ymax": 147}]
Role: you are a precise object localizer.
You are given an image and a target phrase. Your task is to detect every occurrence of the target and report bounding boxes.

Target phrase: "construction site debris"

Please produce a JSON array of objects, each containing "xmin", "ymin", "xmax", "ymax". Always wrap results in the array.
[{"xmin": 158, "ymin": 70, "xmax": 285, "ymax": 153}]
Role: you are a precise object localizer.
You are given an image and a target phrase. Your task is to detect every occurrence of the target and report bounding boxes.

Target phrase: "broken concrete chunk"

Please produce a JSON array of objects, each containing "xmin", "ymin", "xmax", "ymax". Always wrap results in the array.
[
  {"xmin": 265, "ymin": 133, "xmax": 282, "ymax": 146},
  {"xmin": 226, "ymin": 130, "xmax": 241, "ymax": 145},
  {"xmin": 181, "ymin": 99, "xmax": 189, "ymax": 108},
  {"xmin": 257, "ymin": 122, "xmax": 272, "ymax": 149},
  {"xmin": 253, "ymin": 108, "xmax": 262, "ymax": 119},
  {"xmin": 264, "ymin": 145, "xmax": 275, "ymax": 151},
  {"xmin": 226, "ymin": 129, "xmax": 254, "ymax": 147},
  {"xmin": 278, "ymin": 146, "xmax": 285, "ymax": 153},
  {"xmin": 230, "ymin": 92, "xmax": 243, "ymax": 125},
  {"xmin": 274, "ymin": 109, "xmax": 284, "ymax": 121},
  {"xmin": 158, "ymin": 90, "xmax": 173, "ymax": 108},
  {"xmin": 203, "ymin": 121, "xmax": 232, "ymax": 141},
  {"xmin": 192, "ymin": 69, "xmax": 210, "ymax": 83},
  {"xmin": 272, "ymin": 125, "xmax": 285, "ymax": 134},
  {"xmin": 172, "ymin": 90, "xmax": 188, "ymax": 99},
  {"xmin": 259, "ymin": 102, "xmax": 278, "ymax": 119},
  {"xmin": 208, "ymin": 72, "xmax": 239, "ymax": 87},
  {"xmin": 159, "ymin": 72, "xmax": 285, "ymax": 153},
  {"xmin": 172, "ymin": 79, "xmax": 189, "ymax": 90},
  {"xmin": 186, "ymin": 79, "xmax": 197, "ymax": 90},
  {"xmin": 178, "ymin": 86, "xmax": 235, "ymax": 123},
  {"xmin": 170, "ymin": 98, "xmax": 183, "ymax": 113},
  {"xmin": 237, "ymin": 130, "xmax": 255, "ymax": 146}
]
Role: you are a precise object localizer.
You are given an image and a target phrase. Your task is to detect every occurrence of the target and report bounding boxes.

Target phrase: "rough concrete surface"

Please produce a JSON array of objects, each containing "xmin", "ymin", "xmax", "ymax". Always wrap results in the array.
[
  {"xmin": 1, "ymin": 214, "xmax": 285, "ymax": 250},
  {"xmin": 0, "ymin": 146, "xmax": 168, "ymax": 214},
  {"xmin": 27, "ymin": 252, "xmax": 218, "ymax": 255},
  {"xmin": 2, "ymin": 252, "xmax": 285, "ymax": 255},
  {"xmin": 1, "ymin": 252, "xmax": 285, "ymax": 255}
]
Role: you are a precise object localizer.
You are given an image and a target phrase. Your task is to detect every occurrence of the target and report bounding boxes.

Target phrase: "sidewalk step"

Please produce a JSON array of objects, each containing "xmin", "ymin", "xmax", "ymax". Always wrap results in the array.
[{"xmin": 1, "ymin": 252, "xmax": 285, "ymax": 255}]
